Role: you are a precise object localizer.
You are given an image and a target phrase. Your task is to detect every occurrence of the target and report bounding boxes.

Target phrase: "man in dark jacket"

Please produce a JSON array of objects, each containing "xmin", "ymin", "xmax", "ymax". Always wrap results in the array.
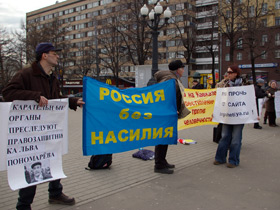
[
  {"xmin": 192, "ymin": 79, "xmax": 204, "ymax": 89},
  {"xmin": 2, "ymin": 42, "xmax": 84, "ymax": 210},
  {"xmin": 153, "ymin": 60, "xmax": 190, "ymax": 174},
  {"xmin": 254, "ymin": 78, "xmax": 267, "ymax": 129}
]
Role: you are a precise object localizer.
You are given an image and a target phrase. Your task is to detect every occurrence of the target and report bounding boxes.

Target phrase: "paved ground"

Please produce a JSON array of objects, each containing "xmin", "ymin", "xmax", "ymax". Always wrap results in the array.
[{"xmin": 0, "ymin": 109, "xmax": 279, "ymax": 210}]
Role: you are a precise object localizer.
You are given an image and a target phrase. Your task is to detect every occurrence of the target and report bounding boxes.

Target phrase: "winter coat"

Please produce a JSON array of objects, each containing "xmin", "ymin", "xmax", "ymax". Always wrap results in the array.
[
  {"xmin": 265, "ymin": 87, "xmax": 277, "ymax": 112},
  {"xmin": 254, "ymin": 84, "xmax": 267, "ymax": 112},
  {"xmin": 192, "ymin": 83, "xmax": 204, "ymax": 89},
  {"xmin": 154, "ymin": 70, "xmax": 190, "ymax": 119},
  {"xmin": 2, "ymin": 62, "xmax": 79, "ymax": 110}
]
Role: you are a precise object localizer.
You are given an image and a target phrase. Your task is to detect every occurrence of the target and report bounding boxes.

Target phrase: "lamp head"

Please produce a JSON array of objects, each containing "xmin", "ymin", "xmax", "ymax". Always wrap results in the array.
[
  {"xmin": 149, "ymin": 9, "xmax": 155, "ymax": 20},
  {"xmin": 154, "ymin": 2, "xmax": 163, "ymax": 14},
  {"xmin": 140, "ymin": 4, "xmax": 149, "ymax": 16},
  {"xmin": 164, "ymin": 7, "xmax": 171, "ymax": 19}
]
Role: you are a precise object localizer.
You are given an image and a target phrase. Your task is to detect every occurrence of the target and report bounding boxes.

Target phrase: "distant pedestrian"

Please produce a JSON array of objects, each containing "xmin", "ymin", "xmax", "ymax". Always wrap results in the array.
[
  {"xmin": 192, "ymin": 79, "xmax": 204, "ymax": 89},
  {"xmin": 213, "ymin": 65, "xmax": 247, "ymax": 168},
  {"xmin": 265, "ymin": 80, "xmax": 278, "ymax": 127},
  {"xmin": 254, "ymin": 78, "xmax": 268, "ymax": 129},
  {"xmin": 153, "ymin": 60, "xmax": 190, "ymax": 174}
]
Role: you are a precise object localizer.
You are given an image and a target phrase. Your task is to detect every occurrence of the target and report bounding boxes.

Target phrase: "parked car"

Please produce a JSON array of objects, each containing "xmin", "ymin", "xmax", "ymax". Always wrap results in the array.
[
  {"xmin": 67, "ymin": 92, "xmax": 83, "ymax": 98},
  {"xmin": 74, "ymin": 92, "xmax": 83, "ymax": 97}
]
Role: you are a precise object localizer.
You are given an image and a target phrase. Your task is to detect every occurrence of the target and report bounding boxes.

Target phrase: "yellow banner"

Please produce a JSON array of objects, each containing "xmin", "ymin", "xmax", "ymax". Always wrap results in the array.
[{"xmin": 178, "ymin": 88, "xmax": 218, "ymax": 130}]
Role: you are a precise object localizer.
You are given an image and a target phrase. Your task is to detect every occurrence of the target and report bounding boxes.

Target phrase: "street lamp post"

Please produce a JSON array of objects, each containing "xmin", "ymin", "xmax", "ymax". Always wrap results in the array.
[{"xmin": 140, "ymin": 1, "xmax": 171, "ymax": 84}]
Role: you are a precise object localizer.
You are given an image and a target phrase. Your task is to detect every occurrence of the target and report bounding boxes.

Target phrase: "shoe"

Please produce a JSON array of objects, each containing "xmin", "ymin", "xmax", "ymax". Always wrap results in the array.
[
  {"xmin": 254, "ymin": 126, "xmax": 262, "ymax": 129},
  {"xmin": 227, "ymin": 163, "xmax": 237, "ymax": 168},
  {"xmin": 49, "ymin": 193, "xmax": 75, "ymax": 205},
  {"xmin": 166, "ymin": 163, "xmax": 175, "ymax": 168},
  {"xmin": 154, "ymin": 167, "xmax": 174, "ymax": 174},
  {"xmin": 269, "ymin": 125, "xmax": 276, "ymax": 127},
  {"xmin": 213, "ymin": 160, "xmax": 225, "ymax": 165}
]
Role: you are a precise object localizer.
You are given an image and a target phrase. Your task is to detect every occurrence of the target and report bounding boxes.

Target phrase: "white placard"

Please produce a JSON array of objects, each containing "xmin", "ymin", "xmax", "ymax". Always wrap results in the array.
[
  {"xmin": 275, "ymin": 91, "xmax": 280, "ymax": 118},
  {"xmin": 0, "ymin": 99, "xmax": 69, "ymax": 190},
  {"xmin": 213, "ymin": 85, "xmax": 258, "ymax": 124}
]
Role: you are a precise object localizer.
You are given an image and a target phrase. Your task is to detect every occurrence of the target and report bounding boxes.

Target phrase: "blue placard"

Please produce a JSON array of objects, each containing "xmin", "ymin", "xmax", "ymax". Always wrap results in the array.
[{"xmin": 82, "ymin": 77, "xmax": 178, "ymax": 155}]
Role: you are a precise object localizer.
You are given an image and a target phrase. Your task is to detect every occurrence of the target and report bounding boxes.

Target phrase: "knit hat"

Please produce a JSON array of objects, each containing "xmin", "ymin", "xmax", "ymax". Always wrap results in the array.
[
  {"xmin": 168, "ymin": 60, "xmax": 185, "ymax": 71},
  {"xmin": 256, "ymin": 78, "xmax": 265, "ymax": 84}
]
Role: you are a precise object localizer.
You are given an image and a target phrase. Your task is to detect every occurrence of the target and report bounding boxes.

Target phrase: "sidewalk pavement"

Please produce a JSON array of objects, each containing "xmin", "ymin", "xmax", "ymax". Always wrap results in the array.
[{"xmin": 0, "ymin": 109, "xmax": 279, "ymax": 210}]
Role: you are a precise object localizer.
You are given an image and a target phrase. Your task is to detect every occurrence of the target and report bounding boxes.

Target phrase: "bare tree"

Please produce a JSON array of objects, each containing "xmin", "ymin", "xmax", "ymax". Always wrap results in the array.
[
  {"xmin": 98, "ymin": 15, "xmax": 128, "ymax": 87},
  {"xmin": 0, "ymin": 27, "xmax": 19, "ymax": 91},
  {"xmin": 171, "ymin": 0, "xmax": 197, "ymax": 66},
  {"xmin": 115, "ymin": 0, "xmax": 152, "ymax": 66},
  {"xmin": 239, "ymin": 0, "xmax": 273, "ymax": 84},
  {"xmin": 218, "ymin": 0, "xmax": 245, "ymax": 62}
]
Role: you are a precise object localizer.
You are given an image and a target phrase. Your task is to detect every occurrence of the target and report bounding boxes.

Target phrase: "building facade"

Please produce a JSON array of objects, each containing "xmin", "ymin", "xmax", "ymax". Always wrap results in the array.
[
  {"xmin": 219, "ymin": 0, "xmax": 280, "ymax": 85},
  {"xmin": 26, "ymin": 0, "xmax": 197, "ymax": 93}
]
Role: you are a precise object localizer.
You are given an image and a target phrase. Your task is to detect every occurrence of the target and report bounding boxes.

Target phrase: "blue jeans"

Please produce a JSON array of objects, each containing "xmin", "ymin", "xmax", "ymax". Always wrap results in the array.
[{"xmin": 215, "ymin": 124, "xmax": 244, "ymax": 166}]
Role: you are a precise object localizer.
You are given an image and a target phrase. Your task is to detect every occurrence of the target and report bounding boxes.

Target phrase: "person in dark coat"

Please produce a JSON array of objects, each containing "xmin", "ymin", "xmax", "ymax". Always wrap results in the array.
[
  {"xmin": 153, "ymin": 60, "xmax": 190, "ymax": 174},
  {"xmin": 254, "ymin": 78, "xmax": 268, "ymax": 129},
  {"xmin": 192, "ymin": 79, "xmax": 204, "ymax": 89},
  {"xmin": 2, "ymin": 42, "xmax": 85, "ymax": 210},
  {"xmin": 265, "ymin": 80, "xmax": 278, "ymax": 127}
]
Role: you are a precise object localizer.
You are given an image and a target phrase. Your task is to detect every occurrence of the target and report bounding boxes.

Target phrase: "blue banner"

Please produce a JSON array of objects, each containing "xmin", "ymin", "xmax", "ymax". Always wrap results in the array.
[{"xmin": 82, "ymin": 77, "xmax": 178, "ymax": 155}]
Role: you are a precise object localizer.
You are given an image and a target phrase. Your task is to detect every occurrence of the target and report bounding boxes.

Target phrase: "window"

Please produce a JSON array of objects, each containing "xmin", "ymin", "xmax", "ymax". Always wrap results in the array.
[
  {"xmin": 249, "ymin": 6, "xmax": 255, "ymax": 17},
  {"xmin": 226, "ymin": 10, "xmax": 231, "ymax": 18},
  {"xmin": 176, "ymin": 3, "xmax": 184, "ymax": 10},
  {"xmin": 237, "ymin": 38, "xmax": 242, "ymax": 49},
  {"xmin": 276, "ymin": 1, "xmax": 280, "ymax": 9},
  {"xmin": 275, "ymin": 33, "xmax": 280, "ymax": 45},
  {"xmin": 237, "ymin": 53, "xmax": 242, "ymax": 60},
  {"xmin": 87, "ymin": 3, "xmax": 93, "ymax": 9},
  {"xmin": 262, "ymin": 3, "xmax": 268, "ymax": 14},
  {"xmin": 262, "ymin": 19, "xmax": 267, "ymax": 27},
  {"xmin": 175, "ymin": 15, "xmax": 184, "ymax": 22},
  {"xmin": 226, "ymin": 39, "xmax": 230, "ymax": 47},
  {"xmin": 276, "ymin": 17, "xmax": 280, "ymax": 26},
  {"xmin": 261, "ymin": 51, "xmax": 267, "ymax": 59},
  {"xmin": 225, "ymin": 54, "xmax": 230, "ymax": 61},
  {"xmin": 275, "ymin": 50, "xmax": 280, "ymax": 58},
  {"xmin": 166, "ymin": 40, "xmax": 175, "ymax": 47},
  {"xmin": 261, "ymin": 34, "xmax": 268, "ymax": 45}
]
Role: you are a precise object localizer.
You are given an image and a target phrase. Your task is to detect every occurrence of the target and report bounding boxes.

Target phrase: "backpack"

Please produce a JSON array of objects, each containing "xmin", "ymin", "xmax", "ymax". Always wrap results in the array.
[{"xmin": 86, "ymin": 154, "xmax": 112, "ymax": 170}]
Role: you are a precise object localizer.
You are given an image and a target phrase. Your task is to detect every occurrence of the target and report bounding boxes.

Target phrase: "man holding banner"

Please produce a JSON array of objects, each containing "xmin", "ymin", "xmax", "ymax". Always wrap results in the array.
[
  {"xmin": 213, "ymin": 65, "xmax": 257, "ymax": 168},
  {"xmin": 153, "ymin": 60, "xmax": 190, "ymax": 174},
  {"xmin": 2, "ymin": 43, "xmax": 84, "ymax": 210}
]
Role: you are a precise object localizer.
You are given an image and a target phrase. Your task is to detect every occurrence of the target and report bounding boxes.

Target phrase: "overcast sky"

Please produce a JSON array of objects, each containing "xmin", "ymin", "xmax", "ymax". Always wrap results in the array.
[{"xmin": 0, "ymin": 0, "xmax": 66, "ymax": 32}]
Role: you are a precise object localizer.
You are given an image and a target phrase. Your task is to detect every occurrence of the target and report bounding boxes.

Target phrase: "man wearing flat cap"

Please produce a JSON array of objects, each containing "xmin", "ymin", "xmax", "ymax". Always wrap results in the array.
[
  {"xmin": 153, "ymin": 60, "xmax": 190, "ymax": 174},
  {"xmin": 254, "ymin": 78, "xmax": 268, "ymax": 129},
  {"xmin": 2, "ymin": 42, "xmax": 85, "ymax": 209}
]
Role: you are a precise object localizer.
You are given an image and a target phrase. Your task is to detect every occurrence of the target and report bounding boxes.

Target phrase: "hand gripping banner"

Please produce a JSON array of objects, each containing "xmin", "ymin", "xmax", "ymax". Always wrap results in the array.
[{"xmin": 82, "ymin": 77, "xmax": 178, "ymax": 155}]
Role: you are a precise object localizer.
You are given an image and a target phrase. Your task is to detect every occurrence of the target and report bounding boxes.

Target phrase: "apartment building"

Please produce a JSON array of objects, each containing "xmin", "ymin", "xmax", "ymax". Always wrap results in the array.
[
  {"xmin": 26, "ymin": 0, "xmax": 196, "ymax": 93},
  {"xmin": 195, "ymin": 0, "xmax": 219, "ymax": 88}
]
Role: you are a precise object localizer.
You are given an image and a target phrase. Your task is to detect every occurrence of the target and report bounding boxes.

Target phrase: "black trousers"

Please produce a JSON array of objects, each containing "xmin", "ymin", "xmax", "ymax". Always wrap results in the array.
[
  {"xmin": 267, "ymin": 111, "xmax": 276, "ymax": 125},
  {"xmin": 16, "ymin": 179, "xmax": 62, "ymax": 210},
  {"xmin": 155, "ymin": 144, "xmax": 168, "ymax": 169},
  {"xmin": 254, "ymin": 122, "xmax": 260, "ymax": 128}
]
